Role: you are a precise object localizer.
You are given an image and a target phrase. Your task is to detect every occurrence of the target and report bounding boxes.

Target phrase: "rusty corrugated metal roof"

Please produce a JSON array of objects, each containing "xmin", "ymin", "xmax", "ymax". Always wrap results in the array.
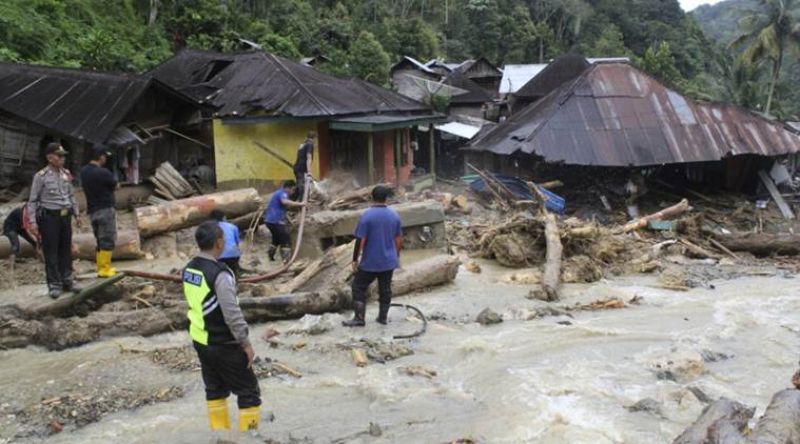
[
  {"xmin": 468, "ymin": 62, "xmax": 800, "ymax": 166},
  {"xmin": 0, "ymin": 62, "xmax": 150, "ymax": 144},
  {"xmin": 151, "ymin": 49, "xmax": 427, "ymax": 118}
]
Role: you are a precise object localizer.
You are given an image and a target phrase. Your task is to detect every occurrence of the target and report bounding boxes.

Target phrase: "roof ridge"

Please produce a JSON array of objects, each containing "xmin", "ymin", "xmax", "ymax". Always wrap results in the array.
[
  {"xmin": 264, "ymin": 52, "xmax": 333, "ymax": 116},
  {"xmin": 0, "ymin": 60, "xmax": 144, "ymax": 81}
]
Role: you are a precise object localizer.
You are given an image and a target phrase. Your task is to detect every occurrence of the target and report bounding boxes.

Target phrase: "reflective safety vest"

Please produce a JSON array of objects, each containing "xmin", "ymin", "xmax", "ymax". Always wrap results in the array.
[{"xmin": 182, "ymin": 256, "xmax": 236, "ymax": 346}]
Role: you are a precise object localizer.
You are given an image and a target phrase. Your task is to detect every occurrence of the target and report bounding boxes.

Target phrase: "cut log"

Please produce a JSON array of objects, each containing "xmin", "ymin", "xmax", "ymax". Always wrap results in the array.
[
  {"xmin": 622, "ymin": 199, "xmax": 691, "ymax": 233},
  {"xmin": 0, "ymin": 229, "xmax": 142, "ymax": 260},
  {"xmin": 536, "ymin": 213, "xmax": 563, "ymax": 301},
  {"xmin": 748, "ymin": 389, "xmax": 800, "ymax": 444},
  {"xmin": 672, "ymin": 398, "xmax": 754, "ymax": 444},
  {"xmin": 716, "ymin": 233, "xmax": 800, "ymax": 257},
  {"xmin": 278, "ymin": 242, "xmax": 354, "ymax": 294},
  {"xmin": 367, "ymin": 255, "xmax": 461, "ymax": 299},
  {"xmin": 135, "ymin": 188, "xmax": 261, "ymax": 237}
]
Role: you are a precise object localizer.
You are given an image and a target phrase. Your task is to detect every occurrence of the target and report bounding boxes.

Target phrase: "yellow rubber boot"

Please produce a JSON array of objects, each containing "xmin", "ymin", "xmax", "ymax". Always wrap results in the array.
[
  {"xmin": 96, "ymin": 250, "xmax": 117, "ymax": 277},
  {"xmin": 238, "ymin": 406, "xmax": 261, "ymax": 432},
  {"xmin": 206, "ymin": 399, "xmax": 231, "ymax": 431}
]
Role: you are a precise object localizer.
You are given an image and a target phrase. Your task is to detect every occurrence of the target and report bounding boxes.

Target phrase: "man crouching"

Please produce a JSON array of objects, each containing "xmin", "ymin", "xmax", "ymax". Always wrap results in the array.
[{"xmin": 183, "ymin": 221, "xmax": 261, "ymax": 432}]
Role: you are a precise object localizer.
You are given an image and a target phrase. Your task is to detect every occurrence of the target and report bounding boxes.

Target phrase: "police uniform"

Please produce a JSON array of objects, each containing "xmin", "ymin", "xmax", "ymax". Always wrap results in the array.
[
  {"xmin": 27, "ymin": 159, "xmax": 80, "ymax": 297},
  {"xmin": 183, "ymin": 252, "xmax": 261, "ymax": 432}
]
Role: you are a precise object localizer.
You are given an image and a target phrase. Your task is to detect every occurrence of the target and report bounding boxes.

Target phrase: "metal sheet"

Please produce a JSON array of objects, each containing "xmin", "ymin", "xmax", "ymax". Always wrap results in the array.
[{"xmin": 469, "ymin": 62, "xmax": 800, "ymax": 166}]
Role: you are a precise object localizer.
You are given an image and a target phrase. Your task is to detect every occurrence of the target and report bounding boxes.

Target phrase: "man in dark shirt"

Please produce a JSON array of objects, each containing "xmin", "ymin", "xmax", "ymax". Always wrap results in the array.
[
  {"xmin": 343, "ymin": 185, "xmax": 403, "ymax": 327},
  {"xmin": 79, "ymin": 145, "xmax": 118, "ymax": 278},
  {"xmin": 292, "ymin": 131, "xmax": 316, "ymax": 200},
  {"xmin": 3, "ymin": 206, "xmax": 37, "ymax": 260}
]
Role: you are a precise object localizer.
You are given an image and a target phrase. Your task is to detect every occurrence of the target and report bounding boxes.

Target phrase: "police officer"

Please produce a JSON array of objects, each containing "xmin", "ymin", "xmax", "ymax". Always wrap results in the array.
[
  {"xmin": 183, "ymin": 221, "xmax": 261, "ymax": 432},
  {"xmin": 27, "ymin": 143, "xmax": 82, "ymax": 299},
  {"xmin": 80, "ymin": 145, "xmax": 118, "ymax": 278}
]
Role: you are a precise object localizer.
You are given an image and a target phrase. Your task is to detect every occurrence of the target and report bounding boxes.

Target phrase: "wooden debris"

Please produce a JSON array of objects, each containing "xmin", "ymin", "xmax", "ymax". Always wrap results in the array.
[
  {"xmin": 758, "ymin": 170, "xmax": 795, "ymax": 219},
  {"xmin": 350, "ymin": 348, "xmax": 368, "ymax": 367},
  {"xmin": 678, "ymin": 238, "xmax": 721, "ymax": 260},
  {"xmin": 708, "ymin": 238, "xmax": 740, "ymax": 261},
  {"xmin": 715, "ymin": 233, "xmax": 800, "ymax": 257},
  {"xmin": 328, "ymin": 184, "xmax": 392, "ymax": 210},
  {"xmin": 538, "ymin": 212, "xmax": 563, "ymax": 301},
  {"xmin": 401, "ymin": 366, "xmax": 437, "ymax": 379},
  {"xmin": 464, "ymin": 261, "xmax": 481, "ymax": 274},
  {"xmin": 278, "ymin": 242, "xmax": 354, "ymax": 293},
  {"xmin": 271, "ymin": 362, "xmax": 303, "ymax": 378},
  {"xmin": 25, "ymin": 273, "xmax": 127, "ymax": 318},
  {"xmin": 149, "ymin": 162, "xmax": 196, "ymax": 200},
  {"xmin": 621, "ymin": 199, "xmax": 690, "ymax": 233},
  {"xmin": 0, "ymin": 229, "xmax": 142, "ymax": 260}
]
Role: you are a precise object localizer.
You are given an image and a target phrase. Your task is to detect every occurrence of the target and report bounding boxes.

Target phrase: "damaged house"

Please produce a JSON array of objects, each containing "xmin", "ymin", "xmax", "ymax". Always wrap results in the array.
[
  {"xmin": 151, "ymin": 49, "xmax": 442, "ymax": 190},
  {"xmin": 0, "ymin": 62, "xmax": 207, "ymax": 188},
  {"xmin": 467, "ymin": 59, "xmax": 800, "ymax": 193}
]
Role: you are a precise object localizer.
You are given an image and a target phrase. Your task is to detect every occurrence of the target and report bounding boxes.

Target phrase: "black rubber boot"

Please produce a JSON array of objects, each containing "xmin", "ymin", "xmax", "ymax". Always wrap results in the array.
[
  {"xmin": 268, "ymin": 246, "xmax": 276, "ymax": 262},
  {"xmin": 342, "ymin": 302, "xmax": 366, "ymax": 327},
  {"xmin": 376, "ymin": 303, "xmax": 390, "ymax": 325}
]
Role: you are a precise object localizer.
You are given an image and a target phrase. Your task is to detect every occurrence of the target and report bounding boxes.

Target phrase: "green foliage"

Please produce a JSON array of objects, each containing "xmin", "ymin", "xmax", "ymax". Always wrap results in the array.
[
  {"xmin": 0, "ymin": 0, "xmax": 792, "ymax": 119},
  {"xmin": 636, "ymin": 42, "xmax": 683, "ymax": 84},
  {"xmin": 348, "ymin": 31, "xmax": 390, "ymax": 85},
  {"xmin": 428, "ymin": 93, "xmax": 451, "ymax": 113}
]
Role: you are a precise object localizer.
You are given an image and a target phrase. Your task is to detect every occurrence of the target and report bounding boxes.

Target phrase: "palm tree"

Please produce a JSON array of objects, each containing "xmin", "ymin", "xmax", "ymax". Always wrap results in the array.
[{"xmin": 731, "ymin": 0, "xmax": 800, "ymax": 116}]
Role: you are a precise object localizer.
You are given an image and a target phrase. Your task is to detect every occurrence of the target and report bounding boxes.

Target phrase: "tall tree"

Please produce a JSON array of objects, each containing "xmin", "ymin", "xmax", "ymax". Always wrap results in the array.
[
  {"xmin": 349, "ymin": 30, "xmax": 391, "ymax": 84},
  {"xmin": 731, "ymin": 0, "xmax": 800, "ymax": 115}
]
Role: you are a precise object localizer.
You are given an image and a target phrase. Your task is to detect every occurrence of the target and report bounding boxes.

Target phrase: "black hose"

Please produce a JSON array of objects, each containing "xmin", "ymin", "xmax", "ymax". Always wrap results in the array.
[{"xmin": 390, "ymin": 303, "xmax": 427, "ymax": 340}]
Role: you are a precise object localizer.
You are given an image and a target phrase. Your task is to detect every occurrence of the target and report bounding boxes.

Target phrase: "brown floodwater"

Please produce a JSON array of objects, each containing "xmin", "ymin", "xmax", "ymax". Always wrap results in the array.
[{"xmin": 1, "ymin": 258, "xmax": 798, "ymax": 444}]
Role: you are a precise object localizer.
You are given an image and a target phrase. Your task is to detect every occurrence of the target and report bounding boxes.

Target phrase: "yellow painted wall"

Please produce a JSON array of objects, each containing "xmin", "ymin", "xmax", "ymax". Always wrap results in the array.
[{"xmin": 213, "ymin": 119, "xmax": 319, "ymax": 188}]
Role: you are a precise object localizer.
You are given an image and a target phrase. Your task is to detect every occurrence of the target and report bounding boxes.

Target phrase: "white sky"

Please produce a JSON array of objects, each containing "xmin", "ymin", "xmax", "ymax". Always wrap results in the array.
[{"xmin": 679, "ymin": 0, "xmax": 724, "ymax": 11}]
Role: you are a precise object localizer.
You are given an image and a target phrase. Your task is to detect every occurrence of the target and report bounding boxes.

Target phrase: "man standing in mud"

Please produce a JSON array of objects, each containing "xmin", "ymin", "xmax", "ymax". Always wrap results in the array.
[
  {"xmin": 27, "ymin": 143, "xmax": 82, "ymax": 299},
  {"xmin": 80, "ymin": 145, "xmax": 118, "ymax": 278},
  {"xmin": 343, "ymin": 185, "xmax": 403, "ymax": 327},
  {"xmin": 183, "ymin": 221, "xmax": 261, "ymax": 433}
]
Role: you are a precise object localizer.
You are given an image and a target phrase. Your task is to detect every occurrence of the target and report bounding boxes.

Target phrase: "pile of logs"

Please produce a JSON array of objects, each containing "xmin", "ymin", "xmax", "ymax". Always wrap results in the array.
[
  {"xmin": 148, "ymin": 162, "xmax": 196, "ymax": 201},
  {"xmin": 0, "ymin": 255, "xmax": 461, "ymax": 350}
]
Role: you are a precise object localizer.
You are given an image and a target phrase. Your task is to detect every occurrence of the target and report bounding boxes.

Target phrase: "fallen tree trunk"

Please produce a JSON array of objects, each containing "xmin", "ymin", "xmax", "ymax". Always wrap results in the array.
[
  {"xmin": 622, "ymin": 199, "xmax": 690, "ymax": 233},
  {"xmin": 327, "ymin": 184, "xmax": 392, "ymax": 210},
  {"xmin": 0, "ymin": 255, "xmax": 461, "ymax": 350},
  {"xmin": 748, "ymin": 389, "xmax": 800, "ymax": 443},
  {"xmin": 367, "ymin": 255, "xmax": 461, "ymax": 299},
  {"xmin": 135, "ymin": 188, "xmax": 261, "ymax": 238},
  {"xmin": 715, "ymin": 233, "xmax": 800, "ymax": 257},
  {"xmin": 531, "ymin": 213, "xmax": 562, "ymax": 301},
  {"xmin": 24, "ymin": 273, "xmax": 128, "ymax": 319},
  {"xmin": 672, "ymin": 398, "xmax": 754, "ymax": 444},
  {"xmin": 0, "ymin": 229, "xmax": 142, "ymax": 260}
]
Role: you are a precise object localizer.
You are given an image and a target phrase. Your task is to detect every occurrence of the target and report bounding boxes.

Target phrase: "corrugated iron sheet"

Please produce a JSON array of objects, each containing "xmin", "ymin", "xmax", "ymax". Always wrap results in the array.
[
  {"xmin": 0, "ymin": 62, "xmax": 149, "ymax": 144},
  {"xmin": 499, "ymin": 64, "xmax": 548, "ymax": 94},
  {"xmin": 153, "ymin": 50, "xmax": 427, "ymax": 118},
  {"xmin": 469, "ymin": 62, "xmax": 800, "ymax": 166}
]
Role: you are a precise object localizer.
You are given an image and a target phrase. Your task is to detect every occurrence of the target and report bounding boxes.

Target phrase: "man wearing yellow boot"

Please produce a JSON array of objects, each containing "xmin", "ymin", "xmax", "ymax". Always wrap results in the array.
[
  {"xmin": 79, "ymin": 145, "xmax": 117, "ymax": 278},
  {"xmin": 183, "ymin": 222, "xmax": 261, "ymax": 434}
]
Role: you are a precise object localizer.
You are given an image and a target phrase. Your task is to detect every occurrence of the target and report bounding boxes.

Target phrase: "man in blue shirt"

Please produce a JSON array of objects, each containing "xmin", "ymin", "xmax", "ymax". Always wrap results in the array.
[
  {"xmin": 263, "ymin": 180, "xmax": 304, "ymax": 262},
  {"xmin": 210, "ymin": 210, "xmax": 242, "ymax": 278},
  {"xmin": 343, "ymin": 185, "xmax": 402, "ymax": 327}
]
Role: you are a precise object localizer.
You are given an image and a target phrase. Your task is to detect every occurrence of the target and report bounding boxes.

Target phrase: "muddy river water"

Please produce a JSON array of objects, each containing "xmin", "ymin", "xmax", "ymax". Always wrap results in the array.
[{"xmin": 1, "ymin": 259, "xmax": 798, "ymax": 444}]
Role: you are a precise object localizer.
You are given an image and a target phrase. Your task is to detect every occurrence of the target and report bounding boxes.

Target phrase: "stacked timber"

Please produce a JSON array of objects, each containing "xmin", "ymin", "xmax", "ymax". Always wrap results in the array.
[{"xmin": 149, "ymin": 162, "xmax": 196, "ymax": 200}]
